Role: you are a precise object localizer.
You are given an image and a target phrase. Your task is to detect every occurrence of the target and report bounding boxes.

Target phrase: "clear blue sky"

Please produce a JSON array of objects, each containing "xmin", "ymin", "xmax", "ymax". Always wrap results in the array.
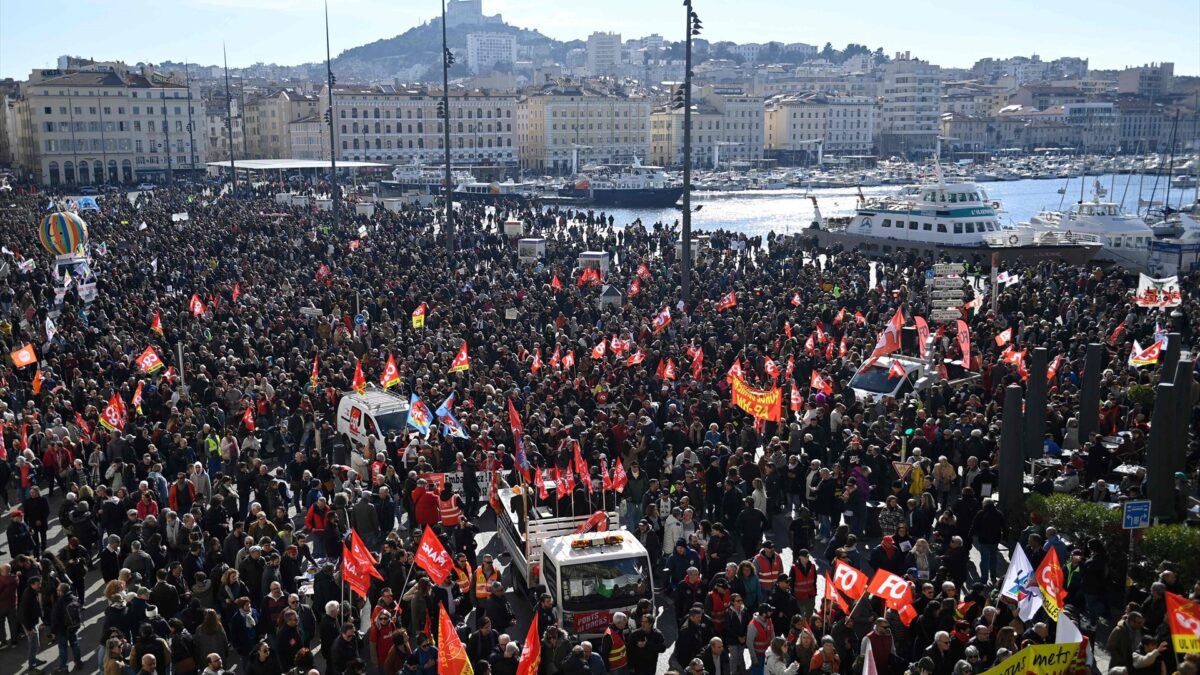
[{"xmin": 1, "ymin": 0, "xmax": 1197, "ymax": 78}]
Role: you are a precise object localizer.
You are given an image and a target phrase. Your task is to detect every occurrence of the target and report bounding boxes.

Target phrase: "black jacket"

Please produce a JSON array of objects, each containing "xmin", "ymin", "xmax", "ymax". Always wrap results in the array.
[
  {"xmin": 626, "ymin": 627, "xmax": 666, "ymax": 675},
  {"xmin": 19, "ymin": 585, "xmax": 41, "ymax": 629}
]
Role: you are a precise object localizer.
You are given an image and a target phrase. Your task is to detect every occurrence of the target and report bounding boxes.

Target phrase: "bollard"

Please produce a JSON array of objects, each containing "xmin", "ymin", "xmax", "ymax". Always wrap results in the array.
[
  {"xmin": 1162, "ymin": 333, "xmax": 1181, "ymax": 386},
  {"xmin": 1172, "ymin": 360, "xmax": 1193, "ymax": 478},
  {"xmin": 1146, "ymin": 382, "xmax": 1176, "ymax": 521},
  {"xmin": 999, "ymin": 384, "xmax": 1025, "ymax": 519},
  {"xmin": 1077, "ymin": 343, "xmax": 1104, "ymax": 444},
  {"xmin": 1025, "ymin": 348, "xmax": 1048, "ymax": 460}
]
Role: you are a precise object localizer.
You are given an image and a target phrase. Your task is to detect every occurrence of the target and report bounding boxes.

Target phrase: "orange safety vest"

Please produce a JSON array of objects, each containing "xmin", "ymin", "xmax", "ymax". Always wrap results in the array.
[
  {"xmin": 605, "ymin": 626, "xmax": 628, "ymax": 670},
  {"xmin": 475, "ymin": 566, "xmax": 500, "ymax": 599},
  {"xmin": 750, "ymin": 617, "xmax": 774, "ymax": 657},
  {"xmin": 439, "ymin": 496, "xmax": 463, "ymax": 527},
  {"xmin": 754, "ymin": 552, "xmax": 782, "ymax": 588},
  {"xmin": 453, "ymin": 563, "xmax": 473, "ymax": 595},
  {"xmin": 792, "ymin": 562, "xmax": 817, "ymax": 601}
]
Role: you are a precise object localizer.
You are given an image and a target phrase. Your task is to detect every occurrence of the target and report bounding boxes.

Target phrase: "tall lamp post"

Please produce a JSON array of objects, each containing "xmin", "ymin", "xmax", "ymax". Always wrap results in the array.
[
  {"xmin": 324, "ymin": 0, "xmax": 340, "ymax": 230},
  {"xmin": 222, "ymin": 43, "xmax": 237, "ymax": 192},
  {"xmin": 440, "ymin": 0, "xmax": 455, "ymax": 253},
  {"xmin": 676, "ymin": 0, "xmax": 702, "ymax": 305}
]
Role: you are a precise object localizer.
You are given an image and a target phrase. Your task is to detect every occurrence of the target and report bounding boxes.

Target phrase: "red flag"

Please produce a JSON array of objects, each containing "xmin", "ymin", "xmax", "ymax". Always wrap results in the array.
[
  {"xmin": 629, "ymin": 278, "xmax": 641, "ymax": 296},
  {"xmin": 414, "ymin": 528, "xmax": 455, "ymax": 586},
  {"xmin": 508, "ymin": 397, "xmax": 528, "ymax": 478},
  {"xmin": 136, "ymin": 346, "xmax": 165, "ymax": 373},
  {"xmin": 626, "ymin": 350, "xmax": 646, "ymax": 367},
  {"xmin": 572, "ymin": 441, "xmax": 589, "ymax": 481},
  {"xmin": 824, "ymin": 341, "xmax": 834, "ymax": 361},
  {"xmin": 150, "ymin": 310, "xmax": 163, "ymax": 336},
  {"xmin": 242, "ymin": 405, "xmax": 256, "ymax": 431},
  {"xmin": 1107, "ymin": 321, "xmax": 1126, "ymax": 346},
  {"xmin": 535, "ymin": 468, "xmax": 549, "ymax": 500},
  {"xmin": 824, "ymin": 571, "xmax": 851, "ymax": 613},
  {"xmin": 889, "ymin": 360, "xmax": 907, "ymax": 379},
  {"xmin": 716, "ymin": 291, "xmax": 737, "ymax": 311},
  {"xmin": 489, "ymin": 470, "xmax": 502, "ymax": 513},
  {"xmin": 601, "ymin": 459, "xmax": 614, "ymax": 491},
  {"xmin": 995, "ymin": 327, "xmax": 1012, "ymax": 347},
  {"xmin": 868, "ymin": 569, "xmax": 916, "ymax": 625},
  {"xmin": 612, "ymin": 458, "xmax": 628, "ymax": 493},
  {"xmin": 530, "ymin": 348, "xmax": 543, "ymax": 374},
  {"xmin": 790, "ymin": 380, "xmax": 802, "ymax": 412},
  {"xmin": 784, "ymin": 321, "xmax": 793, "ymax": 339},
  {"xmin": 549, "ymin": 345, "xmax": 561, "ymax": 369},
  {"xmin": 690, "ymin": 349, "xmax": 703, "ymax": 380},
  {"xmin": 562, "ymin": 350, "xmax": 575, "ymax": 370},
  {"xmin": 131, "ymin": 382, "xmax": 144, "ymax": 414},
  {"xmin": 1035, "ymin": 546, "xmax": 1067, "ymax": 613},
  {"xmin": 1165, "ymin": 592, "xmax": 1200, "ymax": 654},
  {"xmin": 352, "ymin": 359, "xmax": 367, "ymax": 394},
  {"xmin": 188, "ymin": 293, "xmax": 206, "ymax": 317},
  {"xmin": 727, "ymin": 357, "xmax": 744, "ymax": 383},
  {"xmin": 833, "ymin": 307, "xmax": 846, "ymax": 326},
  {"xmin": 31, "ymin": 368, "xmax": 44, "ymax": 396},
  {"xmin": 956, "ymin": 319, "xmax": 972, "ymax": 368},
  {"xmin": 516, "ymin": 614, "xmax": 542, "ymax": 675},
  {"xmin": 637, "ymin": 262, "xmax": 652, "ymax": 280},
  {"xmin": 555, "ymin": 466, "xmax": 576, "ymax": 495},
  {"xmin": 99, "ymin": 394, "xmax": 127, "ymax": 431},
  {"xmin": 839, "ymin": 335, "xmax": 848, "ymax": 357},
  {"xmin": 764, "ymin": 358, "xmax": 780, "ymax": 379},
  {"xmin": 854, "ymin": 310, "xmax": 866, "ymax": 325},
  {"xmin": 663, "ymin": 358, "xmax": 677, "ymax": 380},
  {"xmin": 310, "ymin": 353, "xmax": 320, "ymax": 391},
  {"xmin": 651, "ymin": 306, "xmax": 672, "ymax": 334},
  {"xmin": 1001, "ymin": 347, "xmax": 1026, "ymax": 366},
  {"xmin": 341, "ymin": 543, "xmax": 370, "ymax": 598},
  {"xmin": 913, "ymin": 316, "xmax": 930, "ymax": 359},
  {"xmin": 609, "ymin": 336, "xmax": 630, "ymax": 355},
  {"xmin": 381, "ymin": 353, "xmax": 401, "ymax": 389},
  {"xmin": 437, "ymin": 605, "xmax": 472, "ymax": 675},
  {"xmin": 804, "ymin": 333, "xmax": 816, "ymax": 355},
  {"xmin": 591, "ymin": 340, "xmax": 607, "ymax": 360},
  {"xmin": 350, "ymin": 529, "xmax": 384, "ymax": 582},
  {"xmin": 1047, "ymin": 354, "xmax": 1063, "ymax": 382},
  {"xmin": 810, "ymin": 370, "xmax": 833, "ymax": 395},
  {"xmin": 785, "ymin": 355, "xmax": 795, "ymax": 381},
  {"xmin": 791, "ymin": 293, "xmax": 802, "ymax": 307},
  {"xmin": 551, "ymin": 274, "xmax": 563, "ymax": 292},
  {"xmin": 832, "ymin": 560, "xmax": 869, "ymax": 601},
  {"xmin": 448, "ymin": 341, "xmax": 470, "ymax": 373},
  {"xmin": 232, "ymin": 282, "xmax": 242, "ymax": 303}
]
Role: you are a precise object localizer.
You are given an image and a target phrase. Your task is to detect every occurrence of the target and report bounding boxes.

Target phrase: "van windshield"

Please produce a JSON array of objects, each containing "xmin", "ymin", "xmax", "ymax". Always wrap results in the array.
[
  {"xmin": 375, "ymin": 411, "xmax": 409, "ymax": 436},
  {"xmin": 560, "ymin": 555, "xmax": 652, "ymax": 611},
  {"xmin": 849, "ymin": 364, "xmax": 906, "ymax": 394}
]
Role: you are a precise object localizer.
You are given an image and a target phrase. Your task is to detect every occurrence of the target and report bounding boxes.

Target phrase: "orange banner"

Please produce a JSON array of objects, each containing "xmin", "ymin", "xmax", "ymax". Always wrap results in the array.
[{"xmin": 730, "ymin": 374, "xmax": 782, "ymax": 422}]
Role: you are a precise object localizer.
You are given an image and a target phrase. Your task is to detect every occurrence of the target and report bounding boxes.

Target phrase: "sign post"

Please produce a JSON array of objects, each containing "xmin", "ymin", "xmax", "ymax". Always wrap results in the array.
[{"xmin": 1122, "ymin": 499, "xmax": 1152, "ymax": 604}]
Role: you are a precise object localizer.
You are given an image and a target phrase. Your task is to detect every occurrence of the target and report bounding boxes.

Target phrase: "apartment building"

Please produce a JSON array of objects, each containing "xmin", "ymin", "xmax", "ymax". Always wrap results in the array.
[
  {"xmin": 204, "ymin": 97, "xmax": 244, "ymax": 162},
  {"xmin": 321, "ymin": 83, "xmax": 518, "ymax": 166},
  {"xmin": 648, "ymin": 85, "xmax": 763, "ymax": 167},
  {"xmin": 10, "ymin": 65, "xmax": 205, "ymax": 186},
  {"xmin": 764, "ymin": 92, "xmax": 876, "ymax": 162},
  {"xmin": 586, "ymin": 33, "xmax": 622, "ymax": 77},
  {"xmin": 243, "ymin": 88, "xmax": 321, "ymax": 159},
  {"xmin": 466, "ymin": 33, "xmax": 517, "ymax": 74},
  {"xmin": 517, "ymin": 81, "xmax": 650, "ymax": 173},
  {"xmin": 879, "ymin": 53, "xmax": 941, "ymax": 156}
]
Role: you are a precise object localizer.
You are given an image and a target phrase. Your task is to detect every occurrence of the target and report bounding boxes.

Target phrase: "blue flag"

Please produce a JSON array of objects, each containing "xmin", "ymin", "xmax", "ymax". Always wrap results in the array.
[
  {"xmin": 407, "ymin": 394, "xmax": 433, "ymax": 437},
  {"xmin": 77, "ymin": 196, "xmax": 101, "ymax": 211},
  {"xmin": 436, "ymin": 393, "xmax": 468, "ymax": 439}
]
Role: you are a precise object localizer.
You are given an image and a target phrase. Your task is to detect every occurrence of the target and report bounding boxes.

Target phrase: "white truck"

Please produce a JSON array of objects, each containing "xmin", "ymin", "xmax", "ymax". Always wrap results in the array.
[
  {"xmin": 495, "ymin": 487, "xmax": 655, "ymax": 637},
  {"xmin": 336, "ymin": 386, "xmax": 410, "ymax": 449},
  {"xmin": 848, "ymin": 352, "xmax": 980, "ymax": 404}
]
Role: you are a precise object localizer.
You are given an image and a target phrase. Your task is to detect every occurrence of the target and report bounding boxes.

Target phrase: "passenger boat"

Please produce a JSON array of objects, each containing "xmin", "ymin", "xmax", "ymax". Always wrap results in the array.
[
  {"xmin": 561, "ymin": 159, "xmax": 683, "ymax": 208},
  {"xmin": 1027, "ymin": 181, "xmax": 1155, "ymax": 270},
  {"xmin": 802, "ymin": 174, "xmax": 1102, "ymax": 268}
]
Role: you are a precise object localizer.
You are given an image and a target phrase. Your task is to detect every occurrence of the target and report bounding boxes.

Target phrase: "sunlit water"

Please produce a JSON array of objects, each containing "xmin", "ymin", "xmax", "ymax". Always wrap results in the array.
[{"xmin": 570, "ymin": 174, "xmax": 1198, "ymax": 238}]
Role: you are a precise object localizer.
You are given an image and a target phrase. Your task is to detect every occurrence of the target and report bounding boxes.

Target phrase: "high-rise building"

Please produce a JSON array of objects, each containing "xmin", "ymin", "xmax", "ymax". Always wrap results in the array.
[
  {"xmin": 879, "ymin": 53, "xmax": 941, "ymax": 156},
  {"xmin": 467, "ymin": 33, "xmax": 517, "ymax": 74},
  {"xmin": 517, "ymin": 81, "xmax": 649, "ymax": 173},
  {"xmin": 586, "ymin": 32, "xmax": 623, "ymax": 77},
  {"xmin": 10, "ymin": 64, "xmax": 206, "ymax": 186},
  {"xmin": 1118, "ymin": 63, "xmax": 1174, "ymax": 101}
]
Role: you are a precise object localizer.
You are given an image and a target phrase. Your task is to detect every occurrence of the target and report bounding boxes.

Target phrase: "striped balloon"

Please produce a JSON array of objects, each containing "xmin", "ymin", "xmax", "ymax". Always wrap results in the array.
[{"xmin": 39, "ymin": 211, "xmax": 90, "ymax": 256}]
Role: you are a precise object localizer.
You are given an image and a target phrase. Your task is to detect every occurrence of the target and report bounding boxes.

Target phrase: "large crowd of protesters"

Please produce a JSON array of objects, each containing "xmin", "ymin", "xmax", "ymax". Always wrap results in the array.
[{"xmin": 0, "ymin": 175, "xmax": 1196, "ymax": 675}]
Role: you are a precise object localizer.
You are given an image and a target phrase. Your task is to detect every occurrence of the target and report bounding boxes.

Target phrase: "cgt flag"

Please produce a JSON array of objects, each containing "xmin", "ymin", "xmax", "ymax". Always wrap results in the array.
[
  {"xmin": 380, "ymin": 353, "xmax": 401, "ymax": 389},
  {"xmin": 516, "ymin": 614, "xmax": 542, "ymax": 675},
  {"xmin": 1165, "ymin": 592, "xmax": 1200, "ymax": 654},
  {"xmin": 449, "ymin": 341, "xmax": 470, "ymax": 373},
  {"xmin": 415, "ymin": 528, "xmax": 455, "ymax": 586},
  {"xmin": 1035, "ymin": 547, "xmax": 1067, "ymax": 621},
  {"xmin": 438, "ymin": 604, "xmax": 475, "ymax": 675},
  {"xmin": 136, "ymin": 346, "xmax": 165, "ymax": 373}
]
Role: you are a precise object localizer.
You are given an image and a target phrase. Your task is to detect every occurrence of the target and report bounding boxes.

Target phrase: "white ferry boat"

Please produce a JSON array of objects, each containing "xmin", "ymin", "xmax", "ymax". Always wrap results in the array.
[
  {"xmin": 1028, "ymin": 181, "xmax": 1155, "ymax": 270},
  {"xmin": 804, "ymin": 176, "xmax": 1101, "ymax": 267}
]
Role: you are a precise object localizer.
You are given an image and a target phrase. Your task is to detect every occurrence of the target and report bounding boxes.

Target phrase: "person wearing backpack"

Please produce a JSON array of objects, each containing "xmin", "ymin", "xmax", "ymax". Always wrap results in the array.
[{"xmin": 50, "ymin": 581, "xmax": 85, "ymax": 673}]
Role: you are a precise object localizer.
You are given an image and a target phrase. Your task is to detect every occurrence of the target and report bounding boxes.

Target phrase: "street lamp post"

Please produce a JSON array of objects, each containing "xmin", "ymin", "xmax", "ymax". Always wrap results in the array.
[
  {"xmin": 441, "ymin": 0, "xmax": 455, "ymax": 253},
  {"xmin": 678, "ymin": 0, "xmax": 702, "ymax": 305},
  {"xmin": 324, "ymin": 0, "xmax": 339, "ymax": 230},
  {"xmin": 223, "ymin": 43, "xmax": 237, "ymax": 192}
]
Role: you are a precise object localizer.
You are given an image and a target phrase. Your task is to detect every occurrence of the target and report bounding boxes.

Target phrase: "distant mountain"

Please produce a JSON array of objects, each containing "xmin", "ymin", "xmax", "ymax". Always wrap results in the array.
[{"xmin": 334, "ymin": 17, "xmax": 565, "ymax": 80}]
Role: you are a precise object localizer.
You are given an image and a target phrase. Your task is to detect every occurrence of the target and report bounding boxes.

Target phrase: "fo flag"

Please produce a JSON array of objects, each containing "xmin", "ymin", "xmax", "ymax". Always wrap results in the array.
[
  {"xmin": 831, "ymin": 560, "xmax": 868, "ymax": 601},
  {"xmin": 867, "ymin": 569, "xmax": 918, "ymax": 625},
  {"xmin": 415, "ymin": 528, "xmax": 455, "ymax": 585}
]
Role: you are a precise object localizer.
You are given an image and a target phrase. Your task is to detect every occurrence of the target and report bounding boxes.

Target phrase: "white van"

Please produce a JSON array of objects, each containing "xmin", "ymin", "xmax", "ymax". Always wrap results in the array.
[
  {"xmin": 336, "ymin": 387, "xmax": 410, "ymax": 450},
  {"xmin": 848, "ymin": 354, "xmax": 979, "ymax": 404}
]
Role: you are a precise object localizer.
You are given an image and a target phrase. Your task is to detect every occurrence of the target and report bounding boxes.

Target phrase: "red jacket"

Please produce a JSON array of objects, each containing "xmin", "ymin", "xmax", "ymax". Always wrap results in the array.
[
  {"xmin": 305, "ymin": 504, "xmax": 328, "ymax": 532},
  {"xmin": 415, "ymin": 492, "xmax": 440, "ymax": 528}
]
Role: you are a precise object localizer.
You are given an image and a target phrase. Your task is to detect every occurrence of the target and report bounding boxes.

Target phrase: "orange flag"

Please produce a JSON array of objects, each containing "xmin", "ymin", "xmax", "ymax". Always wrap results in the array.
[
  {"xmin": 32, "ymin": 368, "xmax": 44, "ymax": 395},
  {"xmin": 438, "ymin": 604, "xmax": 474, "ymax": 674},
  {"xmin": 380, "ymin": 353, "xmax": 401, "ymax": 389},
  {"xmin": 10, "ymin": 344, "xmax": 37, "ymax": 369},
  {"xmin": 150, "ymin": 310, "xmax": 164, "ymax": 336},
  {"xmin": 515, "ymin": 614, "xmax": 542, "ymax": 675},
  {"xmin": 448, "ymin": 341, "xmax": 470, "ymax": 373}
]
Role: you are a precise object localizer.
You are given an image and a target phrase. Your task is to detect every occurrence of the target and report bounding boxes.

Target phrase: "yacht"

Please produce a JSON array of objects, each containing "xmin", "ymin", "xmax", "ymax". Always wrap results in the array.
[
  {"xmin": 1027, "ymin": 181, "xmax": 1155, "ymax": 270},
  {"xmin": 454, "ymin": 179, "xmax": 539, "ymax": 202},
  {"xmin": 560, "ymin": 159, "xmax": 683, "ymax": 207},
  {"xmin": 380, "ymin": 163, "xmax": 473, "ymax": 195},
  {"xmin": 803, "ymin": 175, "xmax": 1101, "ymax": 267}
]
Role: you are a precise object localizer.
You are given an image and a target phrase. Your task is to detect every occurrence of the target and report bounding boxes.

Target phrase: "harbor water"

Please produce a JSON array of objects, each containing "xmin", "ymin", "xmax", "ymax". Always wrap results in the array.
[{"xmin": 590, "ymin": 174, "xmax": 1198, "ymax": 237}]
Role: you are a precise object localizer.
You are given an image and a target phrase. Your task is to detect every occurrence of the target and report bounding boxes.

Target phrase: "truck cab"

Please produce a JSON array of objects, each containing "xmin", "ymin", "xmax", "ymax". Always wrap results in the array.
[
  {"xmin": 336, "ymin": 387, "xmax": 410, "ymax": 455},
  {"xmin": 495, "ymin": 487, "xmax": 655, "ymax": 638}
]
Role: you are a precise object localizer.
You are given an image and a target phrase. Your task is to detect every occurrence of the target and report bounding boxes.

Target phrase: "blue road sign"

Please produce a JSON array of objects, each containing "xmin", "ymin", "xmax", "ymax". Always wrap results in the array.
[
  {"xmin": 1122, "ymin": 499, "xmax": 1152, "ymax": 529},
  {"xmin": 354, "ymin": 313, "xmax": 367, "ymax": 326}
]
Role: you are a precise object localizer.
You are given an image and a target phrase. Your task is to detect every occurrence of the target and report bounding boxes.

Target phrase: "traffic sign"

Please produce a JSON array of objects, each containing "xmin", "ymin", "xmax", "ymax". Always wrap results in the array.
[
  {"xmin": 930, "ymin": 277, "xmax": 965, "ymax": 288},
  {"xmin": 892, "ymin": 461, "xmax": 914, "ymax": 480},
  {"xmin": 933, "ymin": 263, "xmax": 965, "ymax": 275},
  {"xmin": 931, "ymin": 310, "xmax": 962, "ymax": 321},
  {"xmin": 932, "ymin": 298, "xmax": 964, "ymax": 308},
  {"xmin": 354, "ymin": 313, "xmax": 367, "ymax": 326},
  {"xmin": 931, "ymin": 289, "xmax": 965, "ymax": 299},
  {"xmin": 1122, "ymin": 500, "xmax": 1152, "ymax": 529}
]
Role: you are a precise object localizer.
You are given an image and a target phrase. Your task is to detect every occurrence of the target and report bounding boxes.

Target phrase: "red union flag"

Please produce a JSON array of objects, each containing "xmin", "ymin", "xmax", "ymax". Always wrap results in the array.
[
  {"xmin": 995, "ymin": 327, "xmax": 1012, "ymax": 347},
  {"xmin": 415, "ymin": 528, "xmax": 455, "ymax": 586},
  {"xmin": 562, "ymin": 350, "xmax": 575, "ymax": 369},
  {"xmin": 380, "ymin": 353, "xmax": 401, "ymax": 389},
  {"xmin": 832, "ymin": 560, "xmax": 868, "ymax": 601},
  {"xmin": 810, "ymin": 370, "xmax": 833, "ymax": 395},
  {"xmin": 99, "ymin": 393, "xmax": 127, "ymax": 432},
  {"xmin": 824, "ymin": 571, "xmax": 850, "ymax": 613},
  {"xmin": 136, "ymin": 346, "xmax": 164, "ymax": 373},
  {"xmin": 448, "ymin": 341, "xmax": 470, "ymax": 373},
  {"xmin": 652, "ymin": 306, "xmax": 671, "ymax": 334},
  {"xmin": 342, "ymin": 543, "xmax": 370, "ymax": 598},
  {"xmin": 591, "ymin": 340, "xmax": 607, "ymax": 359},
  {"xmin": 350, "ymin": 530, "xmax": 384, "ymax": 581},
  {"xmin": 551, "ymin": 274, "xmax": 563, "ymax": 292},
  {"xmin": 716, "ymin": 291, "xmax": 737, "ymax": 311},
  {"xmin": 1035, "ymin": 546, "xmax": 1066, "ymax": 620},
  {"xmin": 867, "ymin": 569, "xmax": 916, "ymax": 624},
  {"xmin": 438, "ymin": 605, "xmax": 474, "ymax": 675},
  {"xmin": 188, "ymin": 293, "xmax": 206, "ymax": 317},
  {"xmin": 516, "ymin": 613, "xmax": 542, "ymax": 675},
  {"xmin": 612, "ymin": 458, "xmax": 628, "ymax": 493},
  {"xmin": 637, "ymin": 262, "xmax": 652, "ymax": 280},
  {"xmin": 1165, "ymin": 592, "xmax": 1200, "ymax": 654}
]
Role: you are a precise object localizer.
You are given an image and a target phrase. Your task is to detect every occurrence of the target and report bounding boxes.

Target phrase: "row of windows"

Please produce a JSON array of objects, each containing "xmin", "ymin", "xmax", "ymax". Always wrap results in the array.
[
  {"xmin": 880, "ymin": 218, "xmax": 1003, "ymax": 234},
  {"xmin": 345, "ymin": 151, "xmax": 515, "ymax": 161},
  {"xmin": 340, "ymin": 107, "xmax": 512, "ymax": 120},
  {"xmin": 40, "ymin": 89, "xmax": 187, "ymax": 98},
  {"xmin": 339, "ymin": 122, "xmax": 513, "ymax": 134},
  {"xmin": 42, "ymin": 105, "xmax": 193, "ymax": 116},
  {"xmin": 340, "ymin": 137, "xmax": 514, "ymax": 150}
]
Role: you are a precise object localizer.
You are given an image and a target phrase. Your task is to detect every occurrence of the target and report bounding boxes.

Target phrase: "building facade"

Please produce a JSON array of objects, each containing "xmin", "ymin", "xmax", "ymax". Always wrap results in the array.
[
  {"xmin": 243, "ymin": 88, "xmax": 321, "ymax": 159},
  {"xmin": 517, "ymin": 82, "xmax": 650, "ymax": 173},
  {"xmin": 1118, "ymin": 63, "xmax": 1174, "ymax": 100},
  {"xmin": 323, "ymin": 84, "xmax": 518, "ymax": 167},
  {"xmin": 11, "ymin": 65, "xmax": 206, "ymax": 185},
  {"xmin": 764, "ymin": 92, "xmax": 875, "ymax": 162},
  {"xmin": 879, "ymin": 53, "xmax": 941, "ymax": 156},
  {"xmin": 204, "ymin": 97, "xmax": 244, "ymax": 162},
  {"xmin": 466, "ymin": 33, "xmax": 517, "ymax": 74},
  {"xmin": 586, "ymin": 32, "xmax": 622, "ymax": 77}
]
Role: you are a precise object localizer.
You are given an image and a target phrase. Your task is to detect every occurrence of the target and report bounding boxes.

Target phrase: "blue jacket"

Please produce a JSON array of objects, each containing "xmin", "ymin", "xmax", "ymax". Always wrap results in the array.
[{"xmin": 666, "ymin": 545, "xmax": 702, "ymax": 588}]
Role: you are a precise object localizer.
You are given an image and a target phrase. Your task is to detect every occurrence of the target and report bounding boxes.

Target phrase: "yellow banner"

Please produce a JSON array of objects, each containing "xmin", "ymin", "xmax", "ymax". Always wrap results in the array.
[
  {"xmin": 730, "ymin": 374, "xmax": 782, "ymax": 422},
  {"xmin": 977, "ymin": 643, "xmax": 1085, "ymax": 675}
]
